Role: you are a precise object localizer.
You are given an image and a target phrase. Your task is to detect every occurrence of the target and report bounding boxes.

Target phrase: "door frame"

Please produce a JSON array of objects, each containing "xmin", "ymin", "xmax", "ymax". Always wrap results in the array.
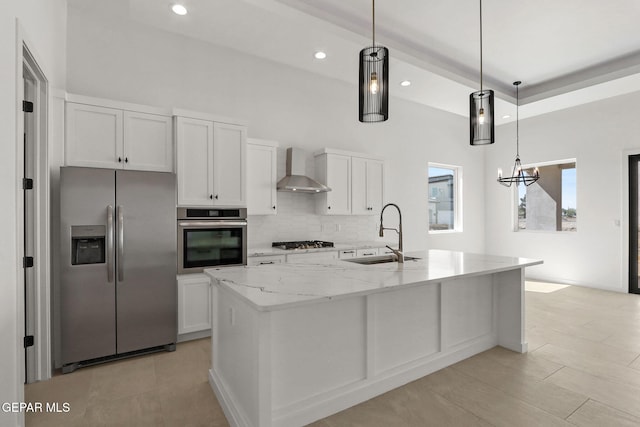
[
  {"xmin": 16, "ymin": 22, "xmax": 52, "ymax": 384},
  {"xmin": 622, "ymin": 149, "xmax": 640, "ymax": 294}
]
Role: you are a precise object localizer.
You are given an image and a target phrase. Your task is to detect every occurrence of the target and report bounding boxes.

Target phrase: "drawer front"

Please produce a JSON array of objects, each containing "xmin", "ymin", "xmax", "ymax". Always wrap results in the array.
[
  {"xmin": 247, "ymin": 255, "xmax": 286, "ymax": 266},
  {"xmin": 286, "ymin": 251, "xmax": 338, "ymax": 263},
  {"xmin": 339, "ymin": 249, "xmax": 357, "ymax": 259},
  {"xmin": 356, "ymin": 248, "xmax": 379, "ymax": 257}
]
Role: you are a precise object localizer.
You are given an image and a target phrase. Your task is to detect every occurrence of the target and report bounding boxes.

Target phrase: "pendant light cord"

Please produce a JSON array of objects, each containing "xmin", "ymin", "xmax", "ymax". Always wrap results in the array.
[
  {"xmin": 479, "ymin": 0, "xmax": 483, "ymax": 92},
  {"xmin": 372, "ymin": 0, "xmax": 376, "ymax": 47},
  {"xmin": 516, "ymin": 83, "xmax": 520, "ymax": 157}
]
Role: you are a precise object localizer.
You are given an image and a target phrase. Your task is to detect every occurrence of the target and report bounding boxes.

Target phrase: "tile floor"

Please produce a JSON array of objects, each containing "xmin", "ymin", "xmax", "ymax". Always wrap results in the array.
[{"xmin": 26, "ymin": 281, "xmax": 640, "ymax": 426}]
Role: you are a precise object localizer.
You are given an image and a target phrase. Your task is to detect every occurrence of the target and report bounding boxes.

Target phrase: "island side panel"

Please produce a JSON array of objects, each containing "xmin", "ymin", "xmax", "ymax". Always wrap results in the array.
[
  {"xmin": 370, "ymin": 283, "xmax": 440, "ymax": 375},
  {"xmin": 494, "ymin": 268, "xmax": 527, "ymax": 352},
  {"xmin": 210, "ymin": 283, "xmax": 272, "ymax": 427},
  {"xmin": 441, "ymin": 274, "xmax": 495, "ymax": 351},
  {"xmin": 270, "ymin": 297, "xmax": 367, "ymax": 412}
]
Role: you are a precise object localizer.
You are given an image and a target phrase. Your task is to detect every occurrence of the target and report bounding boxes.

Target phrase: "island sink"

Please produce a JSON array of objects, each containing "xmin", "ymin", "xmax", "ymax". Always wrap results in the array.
[{"xmin": 344, "ymin": 255, "xmax": 420, "ymax": 265}]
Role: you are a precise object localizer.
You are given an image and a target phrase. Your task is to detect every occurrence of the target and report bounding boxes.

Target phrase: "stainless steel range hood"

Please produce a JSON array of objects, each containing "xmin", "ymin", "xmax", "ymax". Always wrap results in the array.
[{"xmin": 277, "ymin": 147, "xmax": 331, "ymax": 193}]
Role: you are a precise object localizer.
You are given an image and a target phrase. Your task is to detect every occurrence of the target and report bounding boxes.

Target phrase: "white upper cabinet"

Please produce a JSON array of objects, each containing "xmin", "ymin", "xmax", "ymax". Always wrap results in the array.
[
  {"xmin": 315, "ymin": 149, "xmax": 384, "ymax": 216},
  {"xmin": 352, "ymin": 157, "xmax": 384, "ymax": 215},
  {"xmin": 247, "ymin": 139, "xmax": 278, "ymax": 215},
  {"xmin": 213, "ymin": 123, "xmax": 247, "ymax": 206},
  {"xmin": 315, "ymin": 152, "xmax": 351, "ymax": 215},
  {"xmin": 65, "ymin": 103, "xmax": 124, "ymax": 169},
  {"xmin": 176, "ymin": 117, "xmax": 214, "ymax": 206},
  {"xmin": 65, "ymin": 98, "xmax": 173, "ymax": 172},
  {"xmin": 175, "ymin": 115, "xmax": 247, "ymax": 207},
  {"xmin": 123, "ymin": 111, "xmax": 173, "ymax": 172}
]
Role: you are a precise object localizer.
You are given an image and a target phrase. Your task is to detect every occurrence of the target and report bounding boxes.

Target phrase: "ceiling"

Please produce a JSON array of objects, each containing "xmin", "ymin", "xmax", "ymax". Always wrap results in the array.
[{"xmin": 68, "ymin": 0, "xmax": 640, "ymax": 123}]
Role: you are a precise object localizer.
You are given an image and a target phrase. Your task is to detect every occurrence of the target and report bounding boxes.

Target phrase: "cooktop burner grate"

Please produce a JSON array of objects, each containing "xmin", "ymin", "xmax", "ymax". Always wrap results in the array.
[{"xmin": 272, "ymin": 240, "xmax": 335, "ymax": 250}]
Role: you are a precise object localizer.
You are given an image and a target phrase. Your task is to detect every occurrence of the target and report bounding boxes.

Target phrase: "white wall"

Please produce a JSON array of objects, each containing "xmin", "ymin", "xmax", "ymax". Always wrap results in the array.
[
  {"xmin": 0, "ymin": 1, "xmax": 66, "ymax": 426},
  {"xmin": 485, "ymin": 92, "xmax": 640, "ymax": 292},
  {"xmin": 66, "ymin": 6, "xmax": 486, "ymax": 254}
]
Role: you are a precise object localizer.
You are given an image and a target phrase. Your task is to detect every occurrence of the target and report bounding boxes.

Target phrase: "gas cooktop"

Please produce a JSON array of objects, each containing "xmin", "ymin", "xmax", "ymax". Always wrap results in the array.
[{"xmin": 272, "ymin": 240, "xmax": 334, "ymax": 250}]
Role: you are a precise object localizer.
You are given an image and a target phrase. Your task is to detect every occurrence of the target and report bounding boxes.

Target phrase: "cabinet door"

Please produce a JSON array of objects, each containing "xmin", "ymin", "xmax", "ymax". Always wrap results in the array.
[
  {"xmin": 65, "ymin": 103, "xmax": 123, "ymax": 169},
  {"xmin": 123, "ymin": 111, "xmax": 173, "ymax": 172},
  {"xmin": 366, "ymin": 159, "xmax": 385, "ymax": 214},
  {"xmin": 176, "ymin": 117, "xmax": 214, "ymax": 206},
  {"xmin": 324, "ymin": 154, "xmax": 351, "ymax": 215},
  {"xmin": 351, "ymin": 157, "xmax": 368, "ymax": 215},
  {"xmin": 177, "ymin": 274, "xmax": 211, "ymax": 335},
  {"xmin": 247, "ymin": 143, "xmax": 277, "ymax": 215},
  {"xmin": 213, "ymin": 123, "xmax": 247, "ymax": 206}
]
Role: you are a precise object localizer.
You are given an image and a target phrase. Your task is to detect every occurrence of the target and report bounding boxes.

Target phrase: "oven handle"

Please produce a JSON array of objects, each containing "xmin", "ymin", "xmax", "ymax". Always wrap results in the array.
[{"xmin": 179, "ymin": 221, "xmax": 247, "ymax": 227}]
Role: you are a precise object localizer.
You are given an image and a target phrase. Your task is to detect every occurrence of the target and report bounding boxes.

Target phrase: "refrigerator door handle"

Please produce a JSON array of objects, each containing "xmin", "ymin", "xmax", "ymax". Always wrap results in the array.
[
  {"xmin": 107, "ymin": 205, "xmax": 114, "ymax": 283},
  {"xmin": 117, "ymin": 205, "xmax": 124, "ymax": 282}
]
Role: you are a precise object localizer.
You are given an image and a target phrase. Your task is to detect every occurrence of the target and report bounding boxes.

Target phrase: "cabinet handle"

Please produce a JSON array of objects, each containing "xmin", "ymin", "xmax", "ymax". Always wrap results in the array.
[
  {"xmin": 328, "ymin": 206, "xmax": 331, "ymax": 210},
  {"xmin": 343, "ymin": 250, "xmax": 355, "ymax": 254},
  {"xmin": 118, "ymin": 157, "xmax": 122, "ymax": 163},
  {"xmin": 125, "ymin": 157, "xmax": 128, "ymax": 163},
  {"xmin": 272, "ymin": 205, "xmax": 276, "ymax": 210},
  {"xmin": 215, "ymin": 194, "xmax": 219, "ymax": 200},
  {"xmin": 259, "ymin": 261, "xmax": 275, "ymax": 265},
  {"xmin": 210, "ymin": 194, "xmax": 213, "ymax": 200}
]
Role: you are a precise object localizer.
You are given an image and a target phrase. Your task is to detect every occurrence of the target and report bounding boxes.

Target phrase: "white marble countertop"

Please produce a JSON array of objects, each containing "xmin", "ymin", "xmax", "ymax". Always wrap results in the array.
[{"xmin": 205, "ymin": 250, "xmax": 543, "ymax": 311}]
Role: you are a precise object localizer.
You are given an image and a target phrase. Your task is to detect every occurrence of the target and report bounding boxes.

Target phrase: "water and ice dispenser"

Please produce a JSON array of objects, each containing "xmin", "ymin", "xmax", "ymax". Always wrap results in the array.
[{"xmin": 71, "ymin": 225, "xmax": 106, "ymax": 265}]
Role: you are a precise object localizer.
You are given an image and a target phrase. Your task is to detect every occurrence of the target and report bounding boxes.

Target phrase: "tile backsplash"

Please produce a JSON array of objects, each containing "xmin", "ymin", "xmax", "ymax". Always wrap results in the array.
[{"xmin": 248, "ymin": 191, "xmax": 384, "ymax": 248}]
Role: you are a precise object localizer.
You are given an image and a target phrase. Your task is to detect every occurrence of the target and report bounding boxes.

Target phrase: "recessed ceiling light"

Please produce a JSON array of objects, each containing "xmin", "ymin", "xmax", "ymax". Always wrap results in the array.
[
  {"xmin": 171, "ymin": 4, "xmax": 188, "ymax": 15},
  {"xmin": 314, "ymin": 51, "xmax": 327, "ymax": 60},
  {"xmin": 400, "ymin": 80, "xmax": 411, "ymax": 87},
  {"xmin": 502, "ymin": 115, "xmax": 511, "ymax": 119}
]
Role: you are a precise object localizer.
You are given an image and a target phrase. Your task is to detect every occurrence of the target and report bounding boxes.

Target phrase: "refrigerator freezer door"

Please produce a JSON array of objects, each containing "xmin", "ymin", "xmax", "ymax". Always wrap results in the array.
[
  {"xmin": 60, "ymin": 167, "xmax": 117, "ymax": 364},
  {"xmin": 115, "ymin": 170, "xmax": 177, "ymax": 353}
]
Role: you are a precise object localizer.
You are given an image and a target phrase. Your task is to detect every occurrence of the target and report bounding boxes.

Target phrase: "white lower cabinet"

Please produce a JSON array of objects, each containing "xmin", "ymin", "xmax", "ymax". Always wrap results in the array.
[
  {"xmin": 177, "ymin": 274, "xmax": 211, "ymax": 337},
  {"xmin": 247, "ymin": 255, "xmax": 286, "ymax": 266},
  {"xmin": 286, "ymin": 251, "xmax": 339, "ymax": 263},
  {"xmin": 339, "ymin": 249, "xmax": 357, "ymax": 258},
  {"xmin": 356, "ymin": 248, "xmax": 379, "ymax": 257}
]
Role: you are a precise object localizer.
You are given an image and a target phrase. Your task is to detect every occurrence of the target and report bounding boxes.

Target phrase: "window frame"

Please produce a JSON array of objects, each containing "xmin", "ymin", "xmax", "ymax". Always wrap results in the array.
[
  {"xmin": 511, "ymin": 158, "xmax": 577, "ymax": 233},
  {"xmin": 428, "ymin": 162, "xmax": 463, "ymax": 234}
]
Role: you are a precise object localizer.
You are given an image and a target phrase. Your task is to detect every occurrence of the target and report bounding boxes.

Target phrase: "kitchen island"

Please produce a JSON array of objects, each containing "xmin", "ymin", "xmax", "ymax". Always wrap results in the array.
[{"xmin": 205, "ymin": 250, "xmax": 542, "ymax": 427}]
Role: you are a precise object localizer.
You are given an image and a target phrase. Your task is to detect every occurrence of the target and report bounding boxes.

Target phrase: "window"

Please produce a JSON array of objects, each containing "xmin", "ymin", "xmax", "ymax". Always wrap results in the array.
[
  {"xmin": 516, "ymin": 160, "xmax": 576, "ymax": 232},
  {"xmin": 428, "ymin": 163, "xmax": 461, "ymax": 232}
]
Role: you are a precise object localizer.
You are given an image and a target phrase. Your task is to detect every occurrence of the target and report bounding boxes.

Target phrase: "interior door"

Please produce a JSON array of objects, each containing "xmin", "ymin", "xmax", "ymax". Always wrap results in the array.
[
  {"xmin": 23, "ymin": 67, "xmax": 36, "ymax": 383},
  {"xmin": 115, "ymin": 170, "xmax": 177, "ymax": 353},
  {"xmin": 60, "ymin": 167, "xmax": 117, "ymax": 364},
  {"xmin": 630, "ymin": 155, "xmax": 640, "ymax": 294}
]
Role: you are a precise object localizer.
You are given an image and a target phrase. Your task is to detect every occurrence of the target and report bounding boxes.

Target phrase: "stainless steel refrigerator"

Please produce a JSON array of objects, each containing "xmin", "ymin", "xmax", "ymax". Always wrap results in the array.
[{"xmin": 59, "ymin": 167, "xmax": 177, "ymax": 372}]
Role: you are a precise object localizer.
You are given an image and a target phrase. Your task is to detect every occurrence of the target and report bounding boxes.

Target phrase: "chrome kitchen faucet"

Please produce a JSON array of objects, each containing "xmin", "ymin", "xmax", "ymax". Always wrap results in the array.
[{"xmin": 379, "ymin": 203, "xmax": 404, "ymax": 263}]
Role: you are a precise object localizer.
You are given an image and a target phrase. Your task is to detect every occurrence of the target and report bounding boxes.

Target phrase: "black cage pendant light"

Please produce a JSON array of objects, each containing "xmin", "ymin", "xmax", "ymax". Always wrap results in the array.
[
  {"xmin": 359, "ymin": 0, "xmax": 389, "ymax": 123},
  {"xmin": 470, "ymin": 0, "xmax": 494, "ymax": 145},
  {"xmin": 497, "ymin": 81, "xmax": 540, "ymax": 187}
]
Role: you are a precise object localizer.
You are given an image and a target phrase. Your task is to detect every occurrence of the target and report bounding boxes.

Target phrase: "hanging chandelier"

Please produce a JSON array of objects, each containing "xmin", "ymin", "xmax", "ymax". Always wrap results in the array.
[
  {"xmin": 359, "ymin": 0, "xmax": 389, "ymax": 123},
  {"xmin": 497, "ymin": 81, "xmax": 540, "ymax": 187},
  {"xmin": 470, "ymin": 0, "xmax": 494, "ymax": 145}
]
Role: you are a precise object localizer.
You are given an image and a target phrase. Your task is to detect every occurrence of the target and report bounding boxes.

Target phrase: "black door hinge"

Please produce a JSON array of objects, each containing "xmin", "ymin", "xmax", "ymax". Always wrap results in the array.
[
  {"xmin": 24, "ymin": 335, "xmax": 34, "ymax": 348},
  {"xmin": 23, "ymin": 257, "xmax": 34, "ymax": 268},
  {"xmin": 22, "ymin": 101, "xmax": 34, "ymax": 113},
  {"xmin": 23, "ymin": 178, "xmax": 33, "ymax": 190}
]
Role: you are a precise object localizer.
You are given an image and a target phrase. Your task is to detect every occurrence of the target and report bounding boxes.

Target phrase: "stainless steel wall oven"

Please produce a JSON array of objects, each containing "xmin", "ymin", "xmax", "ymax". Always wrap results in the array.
[{"xmin": 177, "ymin": 207, "xmax": 247, "ymax": 274}]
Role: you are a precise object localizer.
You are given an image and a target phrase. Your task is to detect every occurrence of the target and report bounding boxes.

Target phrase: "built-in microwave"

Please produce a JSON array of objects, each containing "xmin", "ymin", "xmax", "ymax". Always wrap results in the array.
[{"xmin": 177, "ymin": 208, "xmax": 247, "ymax": 274}]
